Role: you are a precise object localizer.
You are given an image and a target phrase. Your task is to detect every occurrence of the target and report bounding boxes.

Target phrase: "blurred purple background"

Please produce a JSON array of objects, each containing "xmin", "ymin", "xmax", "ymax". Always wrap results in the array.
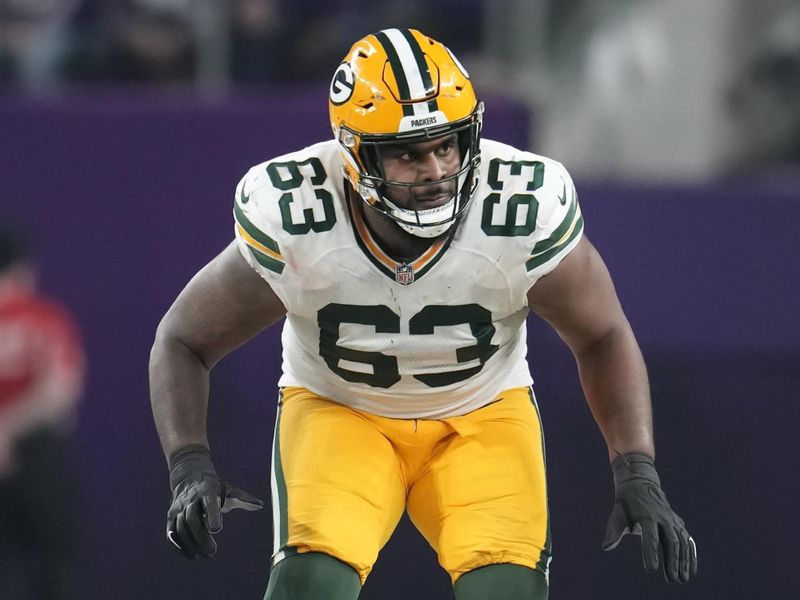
[{"xmin": 1, "ymin": 88, "xmax": 797, "ymax": 599}]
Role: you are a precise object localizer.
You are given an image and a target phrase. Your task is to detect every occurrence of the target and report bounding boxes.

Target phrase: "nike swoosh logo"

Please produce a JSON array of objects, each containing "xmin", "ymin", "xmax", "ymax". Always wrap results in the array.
[
  {"xmin": 558, "ymin": 181, "xmax": 567, "ymax": 206},
  {"xmin": 240, "ymin": 186, "xmax": 251, "ymax": 204}
]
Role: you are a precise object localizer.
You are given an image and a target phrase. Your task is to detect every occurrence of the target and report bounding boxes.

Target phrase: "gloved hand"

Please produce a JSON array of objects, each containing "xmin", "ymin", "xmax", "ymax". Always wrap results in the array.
[
  {"xmin": 602, "ymin": 453, "xmax": 698, "ymax": 583},
  {"xmin": 166, "ymin": 444, "xmax": 263, "ymax": 559}
]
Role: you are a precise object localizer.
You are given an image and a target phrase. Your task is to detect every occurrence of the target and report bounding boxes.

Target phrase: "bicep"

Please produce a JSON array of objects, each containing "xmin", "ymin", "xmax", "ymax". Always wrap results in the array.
[
  {"xmin": 156, "ymin": 241, "xmax": 287, "ymax": 368},
  {"xmin": 527, "ymin": 236, "xmax": 628, "ymax": 355}
]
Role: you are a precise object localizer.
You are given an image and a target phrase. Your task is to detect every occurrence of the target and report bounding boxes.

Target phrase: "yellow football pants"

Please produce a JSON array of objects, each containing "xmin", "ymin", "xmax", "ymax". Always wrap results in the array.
[{"xmin": 270, "ymin": 386, "xmax": 550, "ymax": 584}]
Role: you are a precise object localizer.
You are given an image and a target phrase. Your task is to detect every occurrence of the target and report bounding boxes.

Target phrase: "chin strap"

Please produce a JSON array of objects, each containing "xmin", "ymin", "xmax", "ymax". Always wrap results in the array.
[{"xmin": 383, "ymin": 195, "xmax": 458, "ymax": 238}]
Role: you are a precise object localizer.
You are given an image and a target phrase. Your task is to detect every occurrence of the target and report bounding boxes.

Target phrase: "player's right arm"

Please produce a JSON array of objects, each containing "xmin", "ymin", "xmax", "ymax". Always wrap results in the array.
[
  {"xmin": 150, "ymin": 240, "xmax": 286, "ymax": 458},
  {"xmin": 149, "ymin": 241, "xmax": 286, "ymax": 558}
]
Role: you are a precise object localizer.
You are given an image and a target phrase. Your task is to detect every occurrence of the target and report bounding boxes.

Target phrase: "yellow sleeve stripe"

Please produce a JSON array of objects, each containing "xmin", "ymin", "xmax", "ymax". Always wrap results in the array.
[
  {"xmin": 525, "ymin": 210, "xmax": 584, "ymax": 272},
  {"xmin": 237, "ymin": 223, "xmax": 284, "ymax": 262}
]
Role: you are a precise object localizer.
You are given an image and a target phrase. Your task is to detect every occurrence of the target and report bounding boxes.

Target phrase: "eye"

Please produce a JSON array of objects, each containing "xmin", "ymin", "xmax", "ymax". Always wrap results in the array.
[{"xmin": 437, "ymin": 139, "xmax": 456, "ymax": 155}]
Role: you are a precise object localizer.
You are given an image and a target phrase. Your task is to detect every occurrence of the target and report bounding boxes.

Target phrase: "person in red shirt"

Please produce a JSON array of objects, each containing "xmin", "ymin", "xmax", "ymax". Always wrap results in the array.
[{"xmin": 0, "ymin": 223, "xmax": 85, "ymax": 600}]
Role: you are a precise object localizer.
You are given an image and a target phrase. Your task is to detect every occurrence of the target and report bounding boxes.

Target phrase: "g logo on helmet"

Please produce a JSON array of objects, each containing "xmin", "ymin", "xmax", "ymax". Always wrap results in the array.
[{"xmin": 330, "ymin": 62, "xmax": 355, "ymax": 105}]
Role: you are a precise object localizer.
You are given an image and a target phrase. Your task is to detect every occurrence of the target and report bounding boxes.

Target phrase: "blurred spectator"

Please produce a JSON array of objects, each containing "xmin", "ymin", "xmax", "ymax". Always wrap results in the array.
[
  {"xmin": 63, "ymin": 0, "xmax": 197, "ymax": 85},
  {"xmin": 229, "ymin": 0, "xmax": 288, "ymax": 82},
  {"xmin": 728, "ymin": 1, "xmax": 800, "ymax": 165},
  {"xmin": 0, "ymin": 223, "xmax": 85, "ymax": 600},
  {"xmin": 0, "ymin": 0, "xmax": 80, "ymax": 89}
]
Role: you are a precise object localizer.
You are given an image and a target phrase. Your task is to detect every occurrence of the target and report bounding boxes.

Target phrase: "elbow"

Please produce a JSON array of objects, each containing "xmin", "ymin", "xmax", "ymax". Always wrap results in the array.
[
  {"xmin": 150, "ymin": 314, "xmax": 212, "ymax": 373},
  {"xmin": 572, "ymin": 320, "xmax": 635, "ymax": 362},
  {"xmin": 150, "ymin": 315, "xmax": 174, "ymax": 367}
]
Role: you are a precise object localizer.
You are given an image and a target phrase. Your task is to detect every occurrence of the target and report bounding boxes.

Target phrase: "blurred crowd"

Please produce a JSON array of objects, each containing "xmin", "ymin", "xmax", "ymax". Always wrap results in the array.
[
  {"xmin": 1, "ymin": 0, "xmax": 798, "ymax": 171},
  {"xmin": 0, "ymin": 0, "xmax": 483, "ymax": 88}
]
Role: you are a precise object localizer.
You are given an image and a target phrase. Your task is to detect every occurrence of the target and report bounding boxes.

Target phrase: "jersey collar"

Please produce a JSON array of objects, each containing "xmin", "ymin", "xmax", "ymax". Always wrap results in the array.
[{"xmin": 345, "ymin": 186, "xmax": 453, "ymax": 285}]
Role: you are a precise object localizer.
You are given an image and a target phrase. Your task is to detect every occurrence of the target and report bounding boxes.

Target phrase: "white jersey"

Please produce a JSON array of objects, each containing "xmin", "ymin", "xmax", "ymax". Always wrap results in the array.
[{"xmin": 233, "ymin": 138, "xmax": 583, "ymax": 418}]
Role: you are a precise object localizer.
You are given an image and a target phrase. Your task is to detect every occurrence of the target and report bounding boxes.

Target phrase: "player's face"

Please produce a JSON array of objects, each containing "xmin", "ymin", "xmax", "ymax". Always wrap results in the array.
[{"xmin": 379, "ymin": 135, "xmax": 461, "ymax": 210}]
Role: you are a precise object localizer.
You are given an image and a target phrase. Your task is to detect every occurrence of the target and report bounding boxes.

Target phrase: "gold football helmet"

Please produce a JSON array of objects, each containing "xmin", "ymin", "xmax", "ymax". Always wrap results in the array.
[{"xmin": 329, "ymin": 28, "xmax": 483, "ymax": 237}]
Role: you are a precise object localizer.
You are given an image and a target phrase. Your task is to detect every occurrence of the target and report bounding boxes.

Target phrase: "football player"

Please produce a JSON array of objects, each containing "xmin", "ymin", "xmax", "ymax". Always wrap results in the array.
[{"xmin": 150, "ymin": 28, "xmax": 697, "ymax": 600}]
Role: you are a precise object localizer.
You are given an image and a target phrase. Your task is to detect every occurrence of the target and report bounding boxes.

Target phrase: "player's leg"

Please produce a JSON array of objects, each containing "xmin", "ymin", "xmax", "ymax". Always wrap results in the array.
[
  {"xmin": 264, "ymin": 387, "xmax": 407, "ymax": 599},
  {"xmin": 407, "ymin": 387, "xmax": 551, "ymax": 599},
  {"xmin": 453, "ymin": 563, "xmax": 548, "ymax": 600},
  {"xmin": 264, "ymin": 552, "xmax": 360, "ymax": 600}
]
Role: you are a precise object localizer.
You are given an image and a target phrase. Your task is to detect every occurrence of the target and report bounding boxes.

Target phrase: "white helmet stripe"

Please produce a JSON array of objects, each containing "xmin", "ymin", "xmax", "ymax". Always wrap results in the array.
[{"xmin": 381, "ymin": 28, "xmax": 431, "ymax": 116}]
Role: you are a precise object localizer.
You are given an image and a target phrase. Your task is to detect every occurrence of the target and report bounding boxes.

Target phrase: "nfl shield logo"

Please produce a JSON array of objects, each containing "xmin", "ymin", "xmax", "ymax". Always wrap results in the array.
[{"xmin": 395, "ymin": 263, "xmax": 415, "ymax": 285}]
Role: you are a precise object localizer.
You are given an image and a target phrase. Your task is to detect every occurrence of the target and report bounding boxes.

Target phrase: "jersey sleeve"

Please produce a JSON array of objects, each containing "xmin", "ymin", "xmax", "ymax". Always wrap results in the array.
[
  {"xmin": 232, "ymin": 166, "xmax": 288, "ymax": 285},
  {"xmin": 525, "ymin": 159, "xmax": 584, "ymax": 284}
]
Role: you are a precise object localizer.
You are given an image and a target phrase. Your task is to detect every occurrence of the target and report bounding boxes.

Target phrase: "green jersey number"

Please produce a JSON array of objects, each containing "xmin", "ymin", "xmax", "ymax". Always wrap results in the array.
[
  {"xmin": 318, "ymin": 304, "xmax": 402, "ymax": 389},
  {"xmin": 480, "ymin": 158, "xmax": 544, "ymax": 237},
  {"xmin": 266, "ymin": 158, "xmax": 336, "ymax": 235},
  {"xmin": 317, "ymin": 303, "xmax": 499, "ymax": 389}
]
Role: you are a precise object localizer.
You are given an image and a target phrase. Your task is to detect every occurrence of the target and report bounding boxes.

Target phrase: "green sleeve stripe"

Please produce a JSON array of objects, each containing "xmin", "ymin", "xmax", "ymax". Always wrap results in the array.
[
  {"xmin": 526, "ymin": 214, "xmax": 584, "ymax": 272},
  {"xmin": 530, "ymin": 193, "xmax": 578, "ymax": 256},
  {"xmin": 234, "ymin": 202, "xmax": 281, "ymax": 254},
  {"xmin": 249, "ymin": 246, "xmax": 285, "ymax": 274}
]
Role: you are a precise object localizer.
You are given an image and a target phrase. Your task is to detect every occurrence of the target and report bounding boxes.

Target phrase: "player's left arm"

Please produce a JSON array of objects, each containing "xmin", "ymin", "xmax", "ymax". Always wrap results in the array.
[
  {"xmin": 528, "ymin": 236, "xmax": 652, "ymax": 459},
  {"xmin": 527, "ymin": 235, "xmax": 697, "ymax": 583}
]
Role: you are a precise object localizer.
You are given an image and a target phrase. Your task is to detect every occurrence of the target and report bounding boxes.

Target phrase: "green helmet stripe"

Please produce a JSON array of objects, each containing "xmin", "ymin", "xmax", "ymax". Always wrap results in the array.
[
  {"xmin": 375, "ymin": 30, "xmax": 414, "ymax": 116},
  {"xmin": 400, "ymin": 29, "xmax": 439, "ymax": 113}
]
